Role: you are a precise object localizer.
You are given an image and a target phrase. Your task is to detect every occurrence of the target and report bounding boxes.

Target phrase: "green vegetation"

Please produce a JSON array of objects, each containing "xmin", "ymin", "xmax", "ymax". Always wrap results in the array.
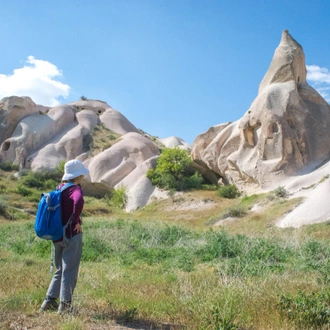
[
  {"xmin": 217, "ymin": 184, "xmax": 241, "ymax": 199},
  {"xmin": 278, "ymin": 291, "xmax": 330, "ymax": 328},
  {"xmin": 2, "ymin": 217, "xmax": 330, "ymax": 329},
  {"xmin": 104, "ymin": 188, "xmax": 127, "ymax": 209},
  {"xmin": 0, "ymin": 162, "xmax": 19, "ymax": 172},
  {"xmin": 274, "ymin": 186, "xmax": 289, "ymax": 198},
  {"xmin": 147, "ymin": 147, "xmax": 204, "ymax": 191},
  {"xmin": 83, "ymin": 123, "xmax": 120, "ymax": 157},
  {"xmin": 0, "ymin": 166, "xmax": 329, "ymax": 329}
]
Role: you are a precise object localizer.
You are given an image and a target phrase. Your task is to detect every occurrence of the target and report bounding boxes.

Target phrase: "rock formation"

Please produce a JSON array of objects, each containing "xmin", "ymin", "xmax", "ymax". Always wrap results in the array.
[
  {"xmin": 0, "ymin": 97, "xmax": 182, "ymax": 211},
  {"xmin": 192, "ymin": 30, "xmax": 330, "ymax": 192},
  {"xmin": 0, "ymin": 96, "xmax": 44, "ymax": 147},
  {"xmin": 158, "ymin": 136, "xmax": 191, "ymax": 151}
]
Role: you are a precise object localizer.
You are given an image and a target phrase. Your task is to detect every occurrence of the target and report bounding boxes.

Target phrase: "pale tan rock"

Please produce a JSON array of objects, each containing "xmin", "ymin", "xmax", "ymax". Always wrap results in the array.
[
  {"xmin": 70, "ymin": 99, "xmax": 138, "ymax": 135},
  {"xmin": 0, "ymin": 97, "xmax": 161, "ymax": 211},
  {"xmin": 192, "ymin": 30, "xmax": 330, "ymax": 191},
  {"xmin": 0, "ymin": 96, "xmax": 39, "ymax": 146},
  {"xmin": 0, "ymin": 104, "xmax": 75, "ymax": 168},
  {"xmin": 88, "ymin": 132, "xmax": 159, "ymax": 187},
  {"xmin": 125, "ymin": 176, "xmax": 156, "ymax": 212},
  {"xmin": 27, "ymin": 110, "xmax": 100, "ymax": 170},
  {"xmin": 100, "ymin": 108, "xmax": 139, "ymax": 135},
  {"xmin": 115, "ymin": 156, "xmax": 158, "ymax": 190},
  {"xmin": 259, "ymin": 30, "xmax": 306, "ymax": 94},
  {"xmin": 115, "ymin": 157, "xmax": 158, "ymax": 211},
  {"xmin": 158, "ymin": 136, "xmax": 191, "ymax": 151},
  {"xmin": 69, "ymin": 99, "xmax": 109, "ymax": 115}
]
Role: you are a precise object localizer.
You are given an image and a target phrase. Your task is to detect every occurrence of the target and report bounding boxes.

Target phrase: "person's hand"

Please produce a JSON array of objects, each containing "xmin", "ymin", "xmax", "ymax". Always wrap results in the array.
[{"xmin": 74, "ymin": 223, "xmax": 82, "ymax": 233}]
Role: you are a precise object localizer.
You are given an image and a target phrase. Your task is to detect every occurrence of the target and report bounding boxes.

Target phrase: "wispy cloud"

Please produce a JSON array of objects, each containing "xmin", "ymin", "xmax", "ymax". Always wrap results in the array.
[
  {"xmin": 0, "ymin": 56, "xmax": 70, "ymax": 107},
  {"xmin": 306, "ymin": 64, "xmax": 330, "ymax": 102}
]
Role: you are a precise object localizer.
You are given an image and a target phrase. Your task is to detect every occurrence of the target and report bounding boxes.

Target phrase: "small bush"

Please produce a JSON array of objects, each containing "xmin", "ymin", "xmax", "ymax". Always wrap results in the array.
[
  {"xmin": 8, "ymin": 173, "xmax": 17, "ymax": 181},
  {"xmin": 147, "ymin": 147, "xmax": 204, "ymax": 191},
  {"xmin": 274, "ymin": 186, "xmax": 288, "ymax": 198},
  {"xmin": 44, "ymin": 179, "xmax": 58, "ymax": 190},
  {"xmin": 20, "ymin": 169, "xmax": 62, "ymax": 190},
  {"xmin": 56, "ymin": 160, "xmax": 66, "ymax": 173},
  {"xmin": 222, "ymin": 206, "xmax": 247, "ymax": 218},
  {"xmin": 201, "ymin": 184, "xmax": 218, "ymax": 191},
  {"xmin": 217, "ymin": 184, "xmax": 241, "ymax": 199},
  {"xmin": 0, "ymin": 162, "xmax": 19, "ymax": 172},
  {"xmin": 108, "ymin": 134, "xmax": 117, "ymax": 140},
  {"xmin": 0, "ymin": 198, "xmax": 8, "ymax": 217},
  {"xmin": 105, "ymin": 188, "xmax": 127, "ymax": 208},
  {"xmin": 20, "ymin": 173, "xmax": 43, "ymax": 188},
  {"xmin": 16, "ymin": 184, "xmax": 33, "ymax": 196},
  {"xmin": 0, "ymin": 185, "xmax": 6, "ymax": 193}
]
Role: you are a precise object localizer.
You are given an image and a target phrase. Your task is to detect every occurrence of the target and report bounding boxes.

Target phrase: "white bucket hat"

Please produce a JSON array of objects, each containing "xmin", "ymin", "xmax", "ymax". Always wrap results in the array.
[{"xmin": 62, "ymin": 159, "xmax": 89, "ymax": 181}]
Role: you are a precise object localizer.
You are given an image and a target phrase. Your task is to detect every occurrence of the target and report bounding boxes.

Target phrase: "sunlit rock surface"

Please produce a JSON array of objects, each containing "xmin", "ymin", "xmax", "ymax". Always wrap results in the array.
[{"xmin": 192, "ymin": 30, "xmax": 330, "ymax": 192}]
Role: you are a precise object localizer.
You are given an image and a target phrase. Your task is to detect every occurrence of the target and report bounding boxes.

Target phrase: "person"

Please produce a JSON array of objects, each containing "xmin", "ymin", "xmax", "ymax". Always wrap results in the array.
[{"xmin": 40, "ymin": 159, "xmax": 89, "ymax": 313}]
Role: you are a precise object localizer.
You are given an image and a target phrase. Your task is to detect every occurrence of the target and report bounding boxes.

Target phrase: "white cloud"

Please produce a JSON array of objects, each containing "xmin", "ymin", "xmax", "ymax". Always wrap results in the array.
[
  {"xmin": 306, "ymin": 65, "xmax": 330, "ymax": 102},
  {"xmin": 0, "ymin": 56, "xmax": 70, "ymax": 107},
  {"xmin": 306, "ymin": 65, "xmax": 330, "ymax": 84}
]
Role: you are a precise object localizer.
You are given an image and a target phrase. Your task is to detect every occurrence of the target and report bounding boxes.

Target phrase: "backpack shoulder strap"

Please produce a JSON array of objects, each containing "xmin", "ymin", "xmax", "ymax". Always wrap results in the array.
[{"xmin": 60, "ymin": 182, "xmax": 76, "ymax": 192}]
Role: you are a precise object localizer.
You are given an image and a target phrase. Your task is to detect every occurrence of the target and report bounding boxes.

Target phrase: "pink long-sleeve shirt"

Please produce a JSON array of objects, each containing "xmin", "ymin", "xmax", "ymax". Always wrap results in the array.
[{"xmin": 53, "ymin": 183, "xmax": 84, "ymax": 242}]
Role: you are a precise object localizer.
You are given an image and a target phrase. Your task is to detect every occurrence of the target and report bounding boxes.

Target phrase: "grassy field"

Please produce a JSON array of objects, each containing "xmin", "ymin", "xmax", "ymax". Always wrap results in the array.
[{"xmin": 1, "ymin": 167, "xmax": 330, "ymax": 329}]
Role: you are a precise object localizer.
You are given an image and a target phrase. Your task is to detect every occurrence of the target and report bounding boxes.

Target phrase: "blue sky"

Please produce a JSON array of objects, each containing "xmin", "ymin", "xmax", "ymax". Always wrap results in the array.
[{"xmin": 1, "ymin": 1, "xmax": 330, "ymax": 145}]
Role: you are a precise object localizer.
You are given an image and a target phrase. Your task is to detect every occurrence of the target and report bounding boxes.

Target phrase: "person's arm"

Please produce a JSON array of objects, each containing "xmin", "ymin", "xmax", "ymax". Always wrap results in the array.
[{"xmin": 70, "ymin": 186, "xmax": 84, "ymax": 233}]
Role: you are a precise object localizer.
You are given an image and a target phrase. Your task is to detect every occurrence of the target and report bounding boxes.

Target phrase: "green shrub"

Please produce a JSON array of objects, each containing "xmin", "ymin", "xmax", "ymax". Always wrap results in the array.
[
  {"xmin": 217, "ymin": 184, "xmax": 241, "ymax": 199},
  {"xmin": 20, "ymin": 169, "xmax": 62, "ymax": 190},
  {"xmin": 44, "ymin": 179, "xmax": 58, "ymax": 190},
  {"xmin": 147, "ymin": 147, "xmax": 203, "ymax": 191},
  {"xmin": 222, "ymin": 206, "xmax": 247, "ymax": 218},
  {"xmin": 201, "ymin": 184, "xmax": 218, "ymax": 190},
  {"xmin": 108, "ymin": 134, "xmax": 117, "ymax": 140},
  {"xmin": 105, "ymin": 188, "xmax": 127, "ymax": 208},
  {"xmin": 273, "ymin": 186, "xmax": 288, "ymax": 198},
  {"xmin": 56, "ymin": 160, "xmax": 66, "ymax": 173},
  {"xmin": 0, "ymin": 184, "xmax": 6, "ymax": 193},
  {"xmin": 0, "ymin": 198, "xmax": 8, "ymax": 217},
  {"xmin": 0, "ymin": 162, "xmax": 19, "ymax": 172},
  {"xmin": 302, "ymin": 240, "xmax": 330, "ymax": 270},
  {"xmin": 16, "ymin": 184, "xmax": 33, "ymax": 196},
  {"xmin": 20, "ymin": 173, "xmax": 43, "ymax": 188},
  {"xmin": 8, "ymin": 173, "xmax": 17, "ymax": 181},
  {"xmin": 278, "ymin": 291, "xmax": 330, "ymax": 328}
]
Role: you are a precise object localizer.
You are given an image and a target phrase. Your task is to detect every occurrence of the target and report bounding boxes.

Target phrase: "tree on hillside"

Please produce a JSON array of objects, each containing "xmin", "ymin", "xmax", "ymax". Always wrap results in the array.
[{"xmin": 146, "ymin": 147, "xmax": 203, "ymax": 191}]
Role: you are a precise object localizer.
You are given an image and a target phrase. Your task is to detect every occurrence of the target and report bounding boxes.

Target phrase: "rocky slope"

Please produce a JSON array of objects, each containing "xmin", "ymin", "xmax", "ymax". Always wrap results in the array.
[{"xmin": 0, "ymin": 97, "xmax": 190, "ymax": 211}]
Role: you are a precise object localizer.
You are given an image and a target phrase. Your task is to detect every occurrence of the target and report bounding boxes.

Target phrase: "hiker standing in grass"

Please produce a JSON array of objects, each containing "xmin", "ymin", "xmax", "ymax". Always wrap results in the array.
[{"xmin": 40, "ymin": 159, "xmax": 89, "ymax": 313}]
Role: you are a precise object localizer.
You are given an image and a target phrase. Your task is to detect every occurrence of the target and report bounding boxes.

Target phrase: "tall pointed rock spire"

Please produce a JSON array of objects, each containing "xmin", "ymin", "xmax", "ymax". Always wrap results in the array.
[{"xmin": 258, "ymin": 30, "xmax": 307, "ymax": 94}]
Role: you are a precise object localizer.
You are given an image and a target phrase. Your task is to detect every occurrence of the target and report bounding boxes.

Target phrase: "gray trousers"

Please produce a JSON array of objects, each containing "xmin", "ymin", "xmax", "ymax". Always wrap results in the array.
[{"xmin": 46, "ymin": 233, "xmax": 82, "ymax": 302}]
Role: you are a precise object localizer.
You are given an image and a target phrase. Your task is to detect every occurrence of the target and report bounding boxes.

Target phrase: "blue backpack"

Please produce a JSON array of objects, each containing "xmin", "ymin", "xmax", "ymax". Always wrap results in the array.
[{"xmin": 35, "ymin": 182, "xmax": 75, "ymax": 240}]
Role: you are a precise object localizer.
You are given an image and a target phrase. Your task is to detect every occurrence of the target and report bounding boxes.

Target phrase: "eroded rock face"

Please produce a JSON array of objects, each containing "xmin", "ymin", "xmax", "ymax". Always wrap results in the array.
[
  {"xmin": 0, "ymin": 105, "xmax": 75, "ymax": 168},
  {"xmin": 0, "ymin": 96, "xmax": 40, "ymax": 148},
  {"xmin": 83, "ymin": 132, "xmax": 160, "ymax": 211},
  {"xmin": 69, "ymin": 100, "xmax": 140, "ymax": 135},
  {"xmin": 158, "ymin": 136, "xmax": 191, "ymax": 151},
  {"xmin": 0, "ymin": 98, "xmax": 163, "ymax": 211},
  {"xmin": 27, "ymin": 110, "xmax": 100, "ymax": 171},
  {"xmin": 87, "ymin": 132, "xmax": 159, "ymax": 186},
  {"xmin": 192, "ymin": 30, "xmax": 330, "ymax": 190}
]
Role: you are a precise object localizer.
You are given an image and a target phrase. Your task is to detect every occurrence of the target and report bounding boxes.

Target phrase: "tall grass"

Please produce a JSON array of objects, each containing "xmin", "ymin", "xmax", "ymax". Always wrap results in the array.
[{"xmin": 1, "ymin": 218, "xmax": 330, "ymax": 329}]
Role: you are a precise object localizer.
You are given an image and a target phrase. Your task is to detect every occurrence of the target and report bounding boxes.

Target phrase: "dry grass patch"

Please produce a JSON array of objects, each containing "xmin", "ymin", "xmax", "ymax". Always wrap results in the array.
[{"xmin": 84, "ymin": 124, "xmax": 121, "ymax": 157}]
